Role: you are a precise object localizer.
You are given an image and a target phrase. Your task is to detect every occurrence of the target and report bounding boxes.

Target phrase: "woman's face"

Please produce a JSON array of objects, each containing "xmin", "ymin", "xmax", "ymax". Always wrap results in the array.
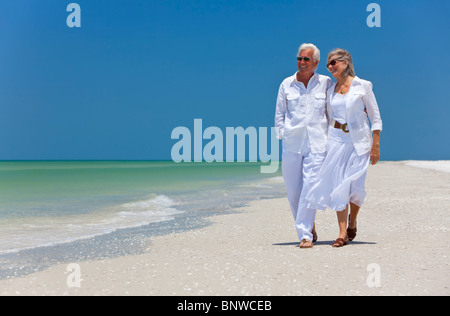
[{"xmin": 327, "ymin": 55, "xmax": 348, "ymax": 78}]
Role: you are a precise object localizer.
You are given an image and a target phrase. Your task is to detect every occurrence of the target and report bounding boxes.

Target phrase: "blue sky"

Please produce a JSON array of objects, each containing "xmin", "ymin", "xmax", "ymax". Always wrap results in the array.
[{"xmin": 0, "ymin": 0, "xmax": 449, "ymax": 161}]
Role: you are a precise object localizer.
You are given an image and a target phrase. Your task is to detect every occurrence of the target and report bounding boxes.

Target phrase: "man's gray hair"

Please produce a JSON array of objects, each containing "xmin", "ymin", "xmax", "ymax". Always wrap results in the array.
[{"xmin": 297, "ymin": 43, "xmax": 320, "ymax": 62}]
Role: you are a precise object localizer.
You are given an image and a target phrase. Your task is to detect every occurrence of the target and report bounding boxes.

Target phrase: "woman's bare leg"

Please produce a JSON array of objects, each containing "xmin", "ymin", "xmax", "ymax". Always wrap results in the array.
[
  {"xmin": 349, "ymin": 202, "xmax": 360, "ymax": 230},
  {"xmin": 336, "ymin": 205, "xmax": 349, "ymax": 239}
]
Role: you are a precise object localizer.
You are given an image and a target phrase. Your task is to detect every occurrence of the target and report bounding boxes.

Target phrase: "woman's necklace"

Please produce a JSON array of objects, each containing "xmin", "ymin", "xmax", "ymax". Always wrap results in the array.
[
  {"xmin": 337, "ymin": 78, "xmax": 353, "ymax": 94},
  {"xmin": 337, "ymin": 84, "xmax": 346, "ymax": 94}
]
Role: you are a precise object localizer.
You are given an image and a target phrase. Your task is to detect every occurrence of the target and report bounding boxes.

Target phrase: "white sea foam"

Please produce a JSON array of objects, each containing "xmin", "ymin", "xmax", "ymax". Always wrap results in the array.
[
  {"xmin": 0, "ymin": 194, "xmax": 184, "ymax": 255},
  {"xmin": 266, "ymin": 176, "xmax": 284, "ymax": 183},
  {"xmin": 404, "ymin": 160, "xmax": 450, "ymax": 173},
  {"xmin": 236, "ymin": 175, "xmax": 284, "ymax": 189}
]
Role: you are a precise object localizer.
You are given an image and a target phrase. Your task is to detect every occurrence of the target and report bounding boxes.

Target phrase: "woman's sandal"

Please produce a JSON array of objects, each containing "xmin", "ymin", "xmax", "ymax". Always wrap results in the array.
[
  {"xmin": 332, "ymin": 235, "xmax": 349, "ymax": 248},
  {"xmin": 347, "ymin": 225, "xmax": 357, "ymax": 242},
  {"xmin": 347, "ymin": 215, "xmax": 357, "ymax": 241}
]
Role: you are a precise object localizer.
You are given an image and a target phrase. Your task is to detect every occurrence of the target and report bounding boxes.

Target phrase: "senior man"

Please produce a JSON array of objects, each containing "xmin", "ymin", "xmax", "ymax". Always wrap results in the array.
[{"xmin": 275, "ymin": 43, "xmax": 332, "ymax": 248}]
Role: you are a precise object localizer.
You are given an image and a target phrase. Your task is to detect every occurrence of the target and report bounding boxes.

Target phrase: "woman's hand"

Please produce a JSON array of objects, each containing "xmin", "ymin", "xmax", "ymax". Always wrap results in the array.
[
  {"xmin": 370, "ymin": 130, "xmax": 381, "ymax": 165},
  {"xmin": 370, "ymin": 144, "xmax": 380, "ymax": 165}
]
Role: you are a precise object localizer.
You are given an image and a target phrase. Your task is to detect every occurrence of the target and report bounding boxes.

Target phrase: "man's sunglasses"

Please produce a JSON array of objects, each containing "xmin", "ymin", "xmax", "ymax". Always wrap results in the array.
[{"xmin": 297, "ymin": 57, "xmax": 311, "ymax": 62}]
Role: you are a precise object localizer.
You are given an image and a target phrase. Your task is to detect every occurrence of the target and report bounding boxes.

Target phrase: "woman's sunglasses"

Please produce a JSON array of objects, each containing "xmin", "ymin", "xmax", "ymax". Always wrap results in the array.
[{"xmin": 327, "ymin": 59, "xmax": 342, "ymax": 67}]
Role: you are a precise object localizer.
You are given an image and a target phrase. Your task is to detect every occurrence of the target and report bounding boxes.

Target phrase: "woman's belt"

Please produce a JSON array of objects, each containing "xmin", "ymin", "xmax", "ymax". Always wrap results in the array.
[{"xmin": 330, "ymin": 119, "xmax": 349, "ymax": 133}]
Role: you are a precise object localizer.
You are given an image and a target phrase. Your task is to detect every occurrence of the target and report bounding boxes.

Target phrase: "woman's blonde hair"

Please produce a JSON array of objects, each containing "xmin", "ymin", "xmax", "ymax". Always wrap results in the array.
[{"xmin": 327, "ymin": 48, "xmax": 355, "ymax": 78}]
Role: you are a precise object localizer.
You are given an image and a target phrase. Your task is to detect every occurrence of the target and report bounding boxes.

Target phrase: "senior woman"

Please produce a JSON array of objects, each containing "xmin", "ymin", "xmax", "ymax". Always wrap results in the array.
[{"xmin": 306, "ymin": 48, "xmax": 382, "ymax": 247}]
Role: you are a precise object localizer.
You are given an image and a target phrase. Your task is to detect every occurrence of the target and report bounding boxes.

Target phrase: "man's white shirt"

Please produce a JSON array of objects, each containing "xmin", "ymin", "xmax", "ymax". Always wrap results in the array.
[{"xmin": 275, "ymin": 72, "xmax": 333, "ymax": 154}]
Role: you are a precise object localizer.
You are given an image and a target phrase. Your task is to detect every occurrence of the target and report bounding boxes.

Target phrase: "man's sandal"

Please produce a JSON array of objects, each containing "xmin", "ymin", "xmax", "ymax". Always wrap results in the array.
[{"xmin": 299, "ymin": 239, "xmax": 314, "ymax": 249}]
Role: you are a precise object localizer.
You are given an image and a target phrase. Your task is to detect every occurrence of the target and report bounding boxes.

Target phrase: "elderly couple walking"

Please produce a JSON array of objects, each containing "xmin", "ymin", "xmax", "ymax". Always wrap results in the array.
[{"xmin": 275, "ymin": 43, "xmax": 382, "ymax": 248}]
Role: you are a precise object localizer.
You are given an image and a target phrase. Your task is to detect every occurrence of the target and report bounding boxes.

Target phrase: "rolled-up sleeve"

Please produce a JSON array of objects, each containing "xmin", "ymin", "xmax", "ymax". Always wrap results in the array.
[
  {"xmin": 363, "ymin": 81, "xmax": 383, "ymax": 132},
  {"xmin": 274, "ymin": 83, "xmax": 286, "ymax": 139}
]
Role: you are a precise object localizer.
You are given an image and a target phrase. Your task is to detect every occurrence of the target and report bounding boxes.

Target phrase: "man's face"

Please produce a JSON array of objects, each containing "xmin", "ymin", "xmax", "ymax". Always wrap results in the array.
[{"xmin": 297, "ymin": 48, "xmax": 318, "ymax": 75}]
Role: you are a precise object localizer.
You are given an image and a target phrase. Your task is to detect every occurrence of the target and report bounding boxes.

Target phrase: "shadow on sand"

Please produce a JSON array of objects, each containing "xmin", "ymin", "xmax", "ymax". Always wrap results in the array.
[{"xmin": 273, "ymin": 240, "xmax": 377, "ymax": 247}]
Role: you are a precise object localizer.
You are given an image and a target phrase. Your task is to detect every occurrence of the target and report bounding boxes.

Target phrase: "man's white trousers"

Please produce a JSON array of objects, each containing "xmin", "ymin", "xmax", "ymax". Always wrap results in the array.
[{"xmin": 282, "ymin": 142, "xmax": 325, "ymax": 242}]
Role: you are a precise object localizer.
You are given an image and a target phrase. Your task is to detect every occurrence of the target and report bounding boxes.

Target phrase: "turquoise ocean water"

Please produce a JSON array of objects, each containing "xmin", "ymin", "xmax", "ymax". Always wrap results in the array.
[{"xmin": 0, "ymin": 161, "xmax": 284, "ymax": 278}]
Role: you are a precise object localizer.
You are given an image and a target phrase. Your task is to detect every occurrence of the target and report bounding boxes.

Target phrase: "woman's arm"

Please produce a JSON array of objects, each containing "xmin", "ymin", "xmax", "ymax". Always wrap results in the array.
[
  {"xmin": 371, "ymin": 130, "xmax": 381, "ymax": 165},
  {"xmin": 363, "ymin": 81, "xmax": 382, "ymax": 132},
  {"xmin": 363, "ymin": 81, "xmax": 382, "ymax": 165}
]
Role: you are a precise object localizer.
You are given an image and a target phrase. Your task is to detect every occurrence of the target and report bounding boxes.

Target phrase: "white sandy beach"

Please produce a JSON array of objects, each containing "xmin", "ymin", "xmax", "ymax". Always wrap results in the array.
[{"xmin": 0, "ymin": 161, "xmax": 449, "ymax": 296}]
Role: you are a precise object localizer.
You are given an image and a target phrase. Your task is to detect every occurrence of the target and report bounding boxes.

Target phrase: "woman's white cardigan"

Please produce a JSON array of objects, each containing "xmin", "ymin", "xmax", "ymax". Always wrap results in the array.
[{"xmin": 326, "ymin": 76, "xmax": 383, "ymax": 155}]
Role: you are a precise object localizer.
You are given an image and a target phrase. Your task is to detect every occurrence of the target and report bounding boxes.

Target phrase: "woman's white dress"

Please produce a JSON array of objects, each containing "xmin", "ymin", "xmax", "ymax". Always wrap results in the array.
[{"xmin": 306, "ymin": 92, "xmax": 370, "ymax": 212}]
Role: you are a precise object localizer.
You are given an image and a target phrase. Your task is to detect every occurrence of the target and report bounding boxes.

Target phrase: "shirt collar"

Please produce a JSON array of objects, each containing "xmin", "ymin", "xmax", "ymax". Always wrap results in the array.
[
  {"xmin": 351, "ymin": 76, "xmax": 362, "ymax": 86},
  {"xmin": 292, "ymin": 71, "xmax": 319, "ymax": 84}
]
